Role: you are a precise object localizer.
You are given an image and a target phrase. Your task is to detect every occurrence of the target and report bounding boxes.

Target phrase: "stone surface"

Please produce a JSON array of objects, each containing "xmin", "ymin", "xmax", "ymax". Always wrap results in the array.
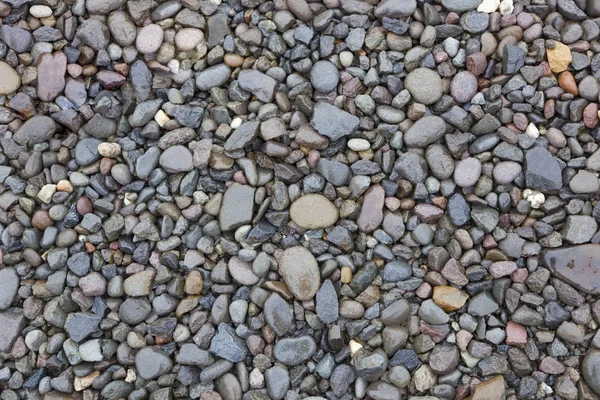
[
  {"xmin": 543, "ymin": 245, "xmax": 600, "ymax": 294},
  {"xmin": 290, "ymin": 194, "xmax": 339, "ymax": 229}
]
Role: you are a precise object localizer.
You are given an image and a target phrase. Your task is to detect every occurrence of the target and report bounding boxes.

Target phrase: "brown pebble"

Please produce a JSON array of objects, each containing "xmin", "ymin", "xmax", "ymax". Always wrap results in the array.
[
  {"xmin": 558, "ymin": 71, "xmax": 578, "ymax": 95},
  {"xmin": 31, "ymin": 210, "xmax": 53, "ymax": 230},
  {"xmin": 76, "ymin": 197, "xmax": 93, "ymax": 215}
]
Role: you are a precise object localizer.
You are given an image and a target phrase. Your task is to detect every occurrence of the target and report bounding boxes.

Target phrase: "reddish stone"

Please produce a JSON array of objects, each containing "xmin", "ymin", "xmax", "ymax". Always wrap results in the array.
[
  {"xmin": 441, "ymin": 258, "xmax": 468, "ymax": 286},
  {"xmin": 357, "ymin": 185, "xmax": 385, "ymax": 232},
  {"xmin": 76, "ymin": 197, "xmax": 93, "ymax": 215},
  {"xmin": 414, "ymin": 204, "xmax": 444, "ymax": 223},
  {"xmin": 511, "ymin": 268, "xmax": 528, "ymax": 283},
  {"xmin": 466, "ymin": 52, "xmax": 487, "ymax": 76},
  {"xmin": 419, "ymin": 321, "xmax": 448, "ymax": 343},
  {"xmin": 416, "ymin": 282, "xmax": 432, "ymax": 299},
  {"xmin": 558, "ymin": 71, "xmax": 578, "ymax": 95},
  {"xmin": 584, "ymin": 103, "xmax": 599, "ymax": 129},
  {"xmin": 506, "ymin": 321, "xmax": 527, "ymax": 345},
  {"xmin": 96, "ymin": 70, "xmax": 126, "ymax": 89},
  {"xmin": 539, "ymin": 356, "xmax": 565, "ymax": 374},
  {"xmin": 456, "ymin": 330, "xmax": 473, "ymax": 351},
  {"xmin": 37, "ymin": 52, "xmax": 67, "ymax": 102}
]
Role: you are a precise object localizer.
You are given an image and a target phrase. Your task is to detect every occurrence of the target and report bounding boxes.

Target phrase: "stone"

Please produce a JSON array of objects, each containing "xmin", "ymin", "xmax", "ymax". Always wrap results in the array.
[
  {"xmin": 136, "ymin": 24, "xmax": 164, "ymax": 54},
  {"xmin": 310, "ymin": 61, "xmax": 339, "ymax": 92},
  {"xmin": 238, "ymin": 69, "xmax": 277, "ymax": 103},
  {"xmin": 454, "ymin": 157, "xmax": 481, "ymax": 187},
  {"xmin": 562, "ymin": 216, "xmax": 597, "ymax": 244},
  {"xmin": 264, "ymin": 293, "xmax": 292, "ymax": 336},
  {"xmin": 316, "ymin": 280, "xmax": 339, "ymax": 324},
  {"xmin": 0, "ymin": 311, "xmax": 26, "ymax": 352},
  {"xmin": 583, "ymin": 350, "xmax": 600, "ymax": 395},
  {"xmin": 37, "ymin": 52, "xmax": 67, "ymax": 102},
  {"xmin": 0, "ymin": 61, "xmax": 21, "ymax": 95},
  {"xmin": 273, "ymin": 336, "xmax": 316, "ymax": 366},
  {"xmin": 135, "ymin": 347, "xmax": 173, "ymax": 380},
  {"xmin": 159, "ymin": 145, "xmax": 193, "ymax": 172},
  {"xmin": 196, "ymin": 64, "xmax": 232, "ymax": 91},
  {"xmin": 14, "ymin": 115, "xmax": 56, "ymax": 146},
  {"xmin": 357, "ymin": 185, "xmax": 385, "ymax": 232},
  {"xmin": 450, "ymin": 71, "xmax": 477, "ymax": 102},
  {"xmin": 432, "ymin": 286, "xmax": 468, "ymax": 311},
  {"xmin": 546, "ymin": 41, "xmax": 572, "ymax": 73},
  {"xmin": 525, "ymin": 147, "xmax": 562, "ymax": 192},
  {"xmin": 0, "ymin": 268, "xmax": 19, "ymax": 310},
  {"xmin": 310, "ymin": 102, "xmax": 360, "ymax": 141},
  {"xmin": 123, "ymin": 270, "xmax": 155, "ymax": 297},
  {"xmin": 543, "ymin": 245, "xmax": 600, "ymax": 294},
  {"xmin": 219, "ymin": 184, "xmax": 255, "ymax": 231},
  {"xmin": 290, "ymin": 194, "xmax": 339, "ymax": 229},
  {"xmin": 403, "ymin": 116, "xmax": 446, "ymax": 148},
  {"xmin": 471, "ymin": 376, "xmax": 506, "ymax": 400},
  {"xmin": 404, "ymin": 68, "xmax": 443, "ymax": 105},
  {"xmin": 279, "ymin": 246, "xmax": 320, "ymax": 301},
  {"xmin": 210, "ymin": 323, "xmax": 248, "ymax": 362}
]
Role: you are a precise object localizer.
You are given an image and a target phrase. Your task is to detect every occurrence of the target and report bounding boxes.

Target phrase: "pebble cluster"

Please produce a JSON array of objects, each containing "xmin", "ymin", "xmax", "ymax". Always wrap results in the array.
[{"xmin": 3, "ymin": 0, "xmax": 600, "ymax": 399}]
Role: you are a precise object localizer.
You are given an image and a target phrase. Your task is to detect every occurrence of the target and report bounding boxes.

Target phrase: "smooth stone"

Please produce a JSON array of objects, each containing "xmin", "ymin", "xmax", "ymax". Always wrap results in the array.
[
  {"xmin": 0, "ymin": 268, "xmax": 18, "ymax": 310},
  {"xmin": 310, "ymin": 61, "xmax": 339, "ymax": 92},
  {"xmin": 273, "ymin": 336, "xmax": 316, "ymax": 366},
  {"xmin": 135, "ymin": 347, "xmax": 173, "ymax": 380},
  {"xmin": 219, "ymin": 184, "xmax": 255, "ymax": 231},
  {"xmin": 404, "ymin": 68, "xmax": 443, "ymax": 105},
  {"xmin": 238, "ymin": 69, "xmax": 278, "ymax": 103},
  {"xmin": 582, "ymin": 350, "xmax": 600, "ymax": 395},
  {"xmin": 454, "ymin": 157, "xmax": 481, "ymax": 187},
  {"xmin": 290, "ymin": 194, "xmax": 339, "ymax": 229},
  {"xmin": 316, "ymin": 280, "xmax": 339, "ymax": 324},
  {"xmin": 279, "ymin": 246, "xmax": 320, "ymax": 301},
  {"xmin": 525, "ymin": 147, "xmax": 563, "ymax": 193},
  {"xmin": 264, "ymin": 293, "xmax": 293, "ymax": 336},
  {"xmin": 196, "ymin": 64, "xmax": 232, "ymax": 91},
  {"xmin": 0, "ymin": 61, "xmax": 21, "ymax": 95},
  {"xmin": 136, "ymin": 24, "xmax": 164, "ymax": 54},
  {"xmin": 404, "ymin": 116, "xmax": 446, "ymax": 147},
  {"xmin": 543, "ymin": 245, "xmax": 600, "ymax": 294}
]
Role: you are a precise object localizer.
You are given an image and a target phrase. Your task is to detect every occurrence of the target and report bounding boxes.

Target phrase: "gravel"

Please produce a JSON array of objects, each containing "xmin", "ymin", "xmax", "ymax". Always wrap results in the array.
[{"xmin": 0, "ymin": 1, "xmax": 599, "ymax": 399}]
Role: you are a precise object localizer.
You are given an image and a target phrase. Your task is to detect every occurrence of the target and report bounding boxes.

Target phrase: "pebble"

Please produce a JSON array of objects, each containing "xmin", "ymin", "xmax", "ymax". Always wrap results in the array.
[
  {"xmin": 290, "ymin": 194, "xmax": 339, "ymax": 229},
  {"xmin": 136, "ymin": 24, "xmax": 164, "ymax": 54},
  {"xmin": 279, "ymin": 246, "xmax": 320, "ymax": 301},
  {"xmin": 0, "ymin": 0, "xmax": 597, "ymax": 398}
]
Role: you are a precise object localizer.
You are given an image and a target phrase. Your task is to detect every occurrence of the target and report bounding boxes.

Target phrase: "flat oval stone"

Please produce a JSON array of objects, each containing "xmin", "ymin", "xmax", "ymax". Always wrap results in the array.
[
  {"xmin": 136, "ymin": 24, "xmax": 164, "ymax": 54},
  {"xmin": 404, "ymin": 116, "xmax": 446, "ymax": 148},
  {"xmin": 159, "ymin": 145, "xmax": 193, "ymax": 172},
  {"xmin": 279, "ymin": 246, "xmax": 320, "ymax": 301},
  {"xmin": 273, "ymin": 336, "xmax": 316, "ymax": 366},
  {"xmin": 228, "ymin": 257, "xmax": 260, "ymax": 286},
  {"xmin": 454, "ymin": 157, "xmax": 482, "ymax": 187},
  {"xmin": 404, "ymin": 68, "xmax": 443, "ymax": 105},
  {"xmin": 290, "ymin": 194, "xmax": 339, "ymax": 229}
]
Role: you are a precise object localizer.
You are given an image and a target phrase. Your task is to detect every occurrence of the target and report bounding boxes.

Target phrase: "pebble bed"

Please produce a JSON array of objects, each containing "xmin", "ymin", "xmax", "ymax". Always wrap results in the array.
[{"xmin": 3, "ymin": 0, "xmax": 600, "ymax": 399}]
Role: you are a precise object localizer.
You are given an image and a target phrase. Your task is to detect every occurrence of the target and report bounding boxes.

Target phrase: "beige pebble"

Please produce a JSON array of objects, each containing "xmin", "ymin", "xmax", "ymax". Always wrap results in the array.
[{"xmin": 98, "ymin": 142, "xmax": 122, "ymax": 158}]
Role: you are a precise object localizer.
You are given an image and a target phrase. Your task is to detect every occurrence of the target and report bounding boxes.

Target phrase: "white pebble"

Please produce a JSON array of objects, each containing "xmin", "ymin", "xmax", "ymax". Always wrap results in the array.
[
  {"xmin": 231, "ymin": 117, "xmax": 242, "ymax": 129},
  {"xmin": 525, "ymin": 122, "xmax": 539, "ymax": 139},
  {"xmin": 477, "ymin": 0, "xmax": 499, "ymax": 13},
  {"xmin": 347, "ymin": 138, "xmax": 370, "ymax": 152},
  {"xmin": 154, "ymin": 110, "xmax": 169, "ymax": 127},
  {"xmin": 499, "ymin": 0, "xmax": 514, "ymax": 15},
  {"xmin": 523, "ymin": 189, "xmax": 545, "ymax": 209},
  {"xmin": 339, "ymin": 51, "xmax": 354, "ymax": 67},
  {"xmin": 30, "ymin": 5, "xmax": 53, "ymax": 18}
]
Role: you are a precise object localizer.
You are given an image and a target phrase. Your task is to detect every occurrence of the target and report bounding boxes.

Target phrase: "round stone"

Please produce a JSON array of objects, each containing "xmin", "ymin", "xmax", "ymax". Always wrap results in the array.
[
  {"xmin": 310, "ymin": 61, "xmax": 339, "ymax": 92},
  {"xmin": 0, "ymin": 61, "xmax": 21, "ymax": 95},
  {"xmin": 290, "ymin": 194, "xmax": 339, "ymax": 229},
  {"xmin": 159, "ymin": 145, "xmax": 193, "ymax": 172},
  {"xmin": 404, "ymin": 68, "xmax": 443, "ymax": 105},
  {"xmin": 279, "ymin": 246, "xmax": 320, "ymax": 301},
  {"xmin": 175, "ymin": 28, "xmax": 204, "ymax": 51},
  {"xmin": 454, "ymin": 157, "xmax": 482, "ymax": 187},
  {"xmin": 450, "ymin": 71, "xmax": 478, "ymax": 103},
  {"xmin": 136, "ymin": 24, "xmax": 164, "ymax": 54}
]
